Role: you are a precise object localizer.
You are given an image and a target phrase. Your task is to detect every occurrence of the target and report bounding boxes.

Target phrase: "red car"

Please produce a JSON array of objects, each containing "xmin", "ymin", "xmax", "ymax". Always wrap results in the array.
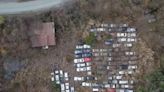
[{"xmin": 84, "ymin": 58, "xmax": 92, "ymax": 62}]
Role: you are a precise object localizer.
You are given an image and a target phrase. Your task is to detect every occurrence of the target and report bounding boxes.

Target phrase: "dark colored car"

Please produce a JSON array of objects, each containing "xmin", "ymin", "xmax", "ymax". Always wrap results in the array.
[
  {"xmin": 82, "ymin": 53, "xmax": 92, "ymax": 58},
  {"xmin": 105, "ymin": 39, "xmax": 113, "ymax": 45}
]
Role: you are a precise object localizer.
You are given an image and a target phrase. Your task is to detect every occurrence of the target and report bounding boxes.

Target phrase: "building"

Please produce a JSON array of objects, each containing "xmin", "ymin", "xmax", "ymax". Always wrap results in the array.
[
  {"xmin": 29, "ymin": 22, "xmax": 56, "ymax": 49},
  {"xmin": 106, "ymin": 88, "xmax": 116, "ymax": 92}
]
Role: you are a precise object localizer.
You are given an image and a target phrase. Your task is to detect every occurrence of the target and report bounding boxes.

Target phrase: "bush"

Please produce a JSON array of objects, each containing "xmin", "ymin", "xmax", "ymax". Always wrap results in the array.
[
  {"xmin": 84, "ymin": 33, "xmax": 96, "ymax": 45},
  {"xmin": 0, "ymin": 16, "xmax": 5, "ymax": 24}
]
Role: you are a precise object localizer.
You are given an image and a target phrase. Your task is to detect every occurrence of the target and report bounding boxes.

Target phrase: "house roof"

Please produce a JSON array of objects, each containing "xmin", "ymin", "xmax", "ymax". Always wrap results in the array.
[
  {"xmin": 30, "ymin": 22, "xmax": 56, "ymax": 47},
  {"xmin": 106, "ymin": 88, "xmax": 116, "ymax": 92}
]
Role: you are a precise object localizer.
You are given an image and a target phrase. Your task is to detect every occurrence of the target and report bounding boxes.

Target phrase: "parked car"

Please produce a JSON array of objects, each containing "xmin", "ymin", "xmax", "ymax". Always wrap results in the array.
[
  {"xmin": 76, "ymin": 45, "xmax": 83, "ymax": 49},
  {"xmin": 75, "ymin": 63, "xmax": 86, "ymax": 68},
  {"xmin": 74, "ymin": 49, "xmax": 83, "ymax": 54},
  {"xmin": 119, "ymin": 71, "xmax": 125, "ymax": 75},
  {"xmin": 76, "ymin": 67, "xmax": 87, "ymax": 72},
  {"xmin": 55, "ymin": 75, "xmax": 60, "ymax": 84},
  {"xmin": 74, "ymin": 59, "xmax": 84, "ymax": 63},
  {"xmin": 105, "ymin": 39, "xmax": 113, "ymax": 45},
  {"xmin": 124, "ymin": 43, "xmax": 133, "ymax": 47},
  {"xmin": 92, "ymin": 88, "xmax": 99, "ymax": 92},
  {"xmin": 70, "ymin": 87, "xmax": 75, "ymax": 92},
  {"xmin": 92, "ymin": 49, "xmax": 99, "ymax": 52},
  {"xmin": 128, "ymin": 65, "xmax": 137, "ymax": 69},
  {"xmin": 84, "ymin": 76, "xmax": 97, "ymax": 81},
  {"xmin": 82, "ymin": 53, "xmax": 92, "ymax": 57},
  {"xmin": 119, "ymin": 80, "xmax": 128, "ymax": 84},
  {"xmin": 64, "ymin": 72, "xmax": 69, "ymax": 81},
  {"xmin": 81, "ymin": 82, "xmax": 92, "ymax": 87},
  {"xmin": 60, "ymin": 84, "xmax": 65, "ymax": 91},
  {"xmin": 83, "ymin": 49, "xmax": 91, "ymax": 53},
  {"xmin": 74, "ymin": 77, "xmax": 84, "ymax": 81},
  {"xmin": 84, "ymin": 57, "xmax": 92, "ymax": 62},
  {"xmin": 51, "ymin": 72, "xmax": 55, "ymax": 81},
  {"xmin": 83, "ymin": 44, "xmax": 91, "ymax": 48},
  {"xmin": 75, "ymin": 54, "xmax": 82, "ymax": 58},
  {"xmin": 127, "ymin": 28, "xmax": 136, "ymax": 32},
  {"xmin": 86, "ymin": 62, "xmax": 91, "ymax": 66},
  {"xmin": 86, "ymin": 66, "xmax": 91, "ymax": 71}
]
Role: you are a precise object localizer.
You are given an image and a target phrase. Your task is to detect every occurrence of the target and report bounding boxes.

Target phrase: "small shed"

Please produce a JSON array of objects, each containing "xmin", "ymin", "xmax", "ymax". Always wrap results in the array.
[{"xmin": 29, "ymin": 22, "xmax": 56, "ymax": 48}]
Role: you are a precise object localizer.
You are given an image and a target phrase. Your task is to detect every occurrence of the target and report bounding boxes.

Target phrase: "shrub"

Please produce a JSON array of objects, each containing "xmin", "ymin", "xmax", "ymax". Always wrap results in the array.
[{"xmin": 84, "ymin": 33, "xmax": 96, "ymax": 45}]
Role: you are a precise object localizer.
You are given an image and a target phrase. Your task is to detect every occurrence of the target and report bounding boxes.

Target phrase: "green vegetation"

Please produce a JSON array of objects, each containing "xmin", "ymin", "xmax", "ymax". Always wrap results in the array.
[
  {"xmin": 0, "ymin": 16, "xmax": 5, "ymax": 24},
  {"xmin": 52, "ymin": 82, "xmax": 60, "ymax": 92},
  {"xmin": 137, "ymin": 69, "xmax": 164, "ymax": 92},
  {"xmin": 84, "ymin": 33, "xmax": 96, "ymax": 45}
]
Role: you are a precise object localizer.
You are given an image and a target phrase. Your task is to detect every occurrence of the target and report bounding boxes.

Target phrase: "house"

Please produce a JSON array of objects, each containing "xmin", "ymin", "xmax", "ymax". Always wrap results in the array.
[
  {"xmin": 106, "ymin": 88, "xmax": 116, "ymax": 92},
  {"xmin": 29, "ymin": 22, "xmax": 56, "ymax": 49}
]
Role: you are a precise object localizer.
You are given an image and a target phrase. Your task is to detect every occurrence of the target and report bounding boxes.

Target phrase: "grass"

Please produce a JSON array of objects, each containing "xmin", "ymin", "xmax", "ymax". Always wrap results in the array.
[
  {"xmin": 0, "ymin": 16, "xmax": 5, "ymax": 24},
  {"xmin": 84, "ymin": 32, "xmax": 96, "ymax": 45}
]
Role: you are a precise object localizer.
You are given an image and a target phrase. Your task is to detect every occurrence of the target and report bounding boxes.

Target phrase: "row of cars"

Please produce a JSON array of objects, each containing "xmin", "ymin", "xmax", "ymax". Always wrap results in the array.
[
  {"xmin": 51, "ymin": 70, "xmax": 75, "ymax": 92},
  {"xmin": 74, "ymin": 44, "xmax": 92, "ymax": 74}
]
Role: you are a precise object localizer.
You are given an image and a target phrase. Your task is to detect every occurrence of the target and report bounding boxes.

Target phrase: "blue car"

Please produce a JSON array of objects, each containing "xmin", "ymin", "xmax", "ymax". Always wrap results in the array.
[
  {"xmin": 105, "ymin": 39, "xmax": 113, "ymax": 45},
  {"xmin": 74, "ymin": 49, "xmax": 83, "ymax": 54},
  {"xmin": 82, "ymin": 53, "xmax": 92, "ymax": 58}
]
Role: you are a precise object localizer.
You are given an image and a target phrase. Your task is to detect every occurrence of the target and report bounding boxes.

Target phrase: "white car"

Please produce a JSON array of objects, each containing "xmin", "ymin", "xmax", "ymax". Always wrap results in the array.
[
  {"xmin": 125, "ymin": 51, "xmax": 136, "ymax": 55},
  {"xmin": 55, "ymin": 75, "xmax": 60, "ymax": 84},
  {"xmin": 112, "ymin": 80, "xmax": 118, "ymax": 84},
  {"xmin": 86, "ymin": 62, "xmax": 91, "ymax": 66},
  {"xmin": 116, "ymin": 75, "xmax": 122, "ymax": 80},
  {"xmin": 74, "ymin": 77, "xmax": 84, "ymax": 81},
  {"xmin": 86, "ymin": 66, "xmax": 91, "ymax": 71},
  {"xmin": 128, "ymin": 70, "xmax": 133, "ymax": 74},
  {"xmin": 74, "ymin": 59, "xmax": 84, "ymax": 63},
  {"xmin": 111, "ymin": 84, "xmax": 116, "ymax": 88},
  {"xmin": 97, "ymin": 28, "xmax": 105, "ymax": 31},
  {"xmin": 65, "ymin": 83, "xmax": 70, "ymax": 90},
  {"xmin": 127, "ymin": 28, "xmax": 136, "ymax": 32},
  {"xmin": 128, "ymin": 65, "xmax": 137, "ymax": 69},
  {"xmin": 76, "ymin": 45, "xmax": 83, "ymax": 49},
  {"xmin": 119, "ymin": 80, "xmax": 128, "ymax": 84},
  {"xmin": 70, "ymin": 87, "xmax": 75, "ymax": 92},
  {"xmin": 120, "ymin": 24, "xmax": 128, "ymax": 27},
  {"xmin": 127, "ymin": 38, "xmax": 137, "ymax": 42},
  {"xmin": 118, "ymin": 38, "xmax": 126, "ymax": 42},
  {"xmin": 121, "ymin": 84, "xmax": 130, "ymax": 88},
  {"xmin": 93, "ymin": 53, "xmax": 99, "ymax": 57},
  {"xmin": 101, "ymin": 23, "xmax": 108, "ymax": 27},
  {"xmin": 83, "ymin": 44, "xmax": 91, "ymax": 48},
  {"xmin": 107, "ymin": 57, "xmax": 112, "ymax": 61},
  {"xmin": 59, "ymin": 70, "xmax": 64, "ymax": 77},
  {"xmin": 104, "ymin": 84, "xmax": 111, "ymax": 88},
  {"xmin": 110, "ymin": 24, "xmax": 116, "ymax": 27},
  {"xmin": 76, "ymin": 63, "xmax": 86, "ymax": 68},
  {"xmin": 119, "ymin": 71, "xmax": 125, "ymax": 75},
  {"xmin": 87, "ymin": 71, "xmax": 92, "ymax": 75},
  {"xmin": 92, "ymin": 88, "xmax": 99, "ymax": 92},
  {"xmin": 90, "ymin": 28, "xmax": 96, "ymax": 32},
  {"xmin": 124, "ymin": 43, "xmax": 133, "ymax": 47},
  {"xmin": 81, "ymin": 82, "xmax": 92, "ymax": 87},
  {"xmin": 113, "ymin": 44, "xmax": 120, "ymax": 48},
  {"xmin": 76, "ymin": 67, "xmax": 87, "ymax": 72},
  {"xmin": 92, "ymin": 49, "xmax": 99, "ymax": 52},
  {"xmin": 55, "ymin": 70, "xmax": 59, "ymax": 74},
  {"xmin": 64, "ymin": 72, "xmax": 69, "ymax": 81},
  {"xmin": 127, "ymin": 33, "xmax": 136, "ymax": 37},
  {"xmin": 61, "ymin": 84, "xmax": 65, "ymax": 91}
]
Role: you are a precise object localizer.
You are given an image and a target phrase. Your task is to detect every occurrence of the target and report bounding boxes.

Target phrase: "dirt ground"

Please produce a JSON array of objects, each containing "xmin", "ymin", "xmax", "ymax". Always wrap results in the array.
[{"xmin": 1, "ymin": 26, "xmax": 84, "ymax": 92}]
